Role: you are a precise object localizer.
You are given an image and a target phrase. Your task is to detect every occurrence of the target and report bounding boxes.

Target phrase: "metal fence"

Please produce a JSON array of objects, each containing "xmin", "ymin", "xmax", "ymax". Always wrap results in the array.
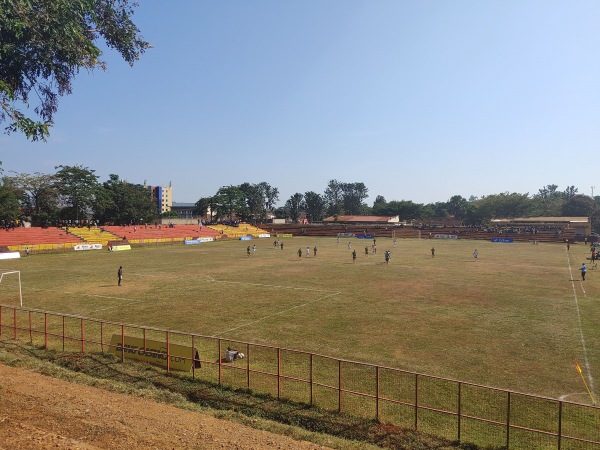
[{"xmin": 1, "ymin": 304, "xmax": 598, "ymax": 449}]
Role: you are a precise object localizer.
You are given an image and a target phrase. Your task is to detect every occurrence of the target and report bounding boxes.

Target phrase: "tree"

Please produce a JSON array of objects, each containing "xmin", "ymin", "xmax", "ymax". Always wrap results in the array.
[
  {"xmin": 54, "ymin": 165, "xmax": 100, "ymax": 221},
  {"xmin": 195, "ymin": 196, "xmax": 214, "ymax": 221},
  {"xmin": 94, "ymin": 174, "xmax": 156, "ymax": 225},
  {"xmin": 445, "ymin": 195, "xmax": 470, "ymax": 220},
  {"xmin": 341, "ymin": 182, "xmax": 369, "ymax": 215},
  {"xmin": 257, "ymin": 182, "xmax": 279, "ymax": 218},
  {"xmin": 0, "ymin": 184, "xmax": 20, "ymax": 224},
  {"xmin": 285, "ymin": 193, "xmax": 304, "ymax": 223},
  {"xmin": 239, "ymin": 182, "xmax": 263, "ymax": 222},
  {"xmin": 533, "ymin": 184, "xmax": 563, "ymax": 216},
  {"xmin": 564, "ymin": 186, "xmax": 578, "ymax": 201},
  {"xmin": 373, "ymin": 195, "xmax": 386, "ymax": 208},
  {"xmin": 324, "ymin": 179, "xmax": 344, "ymax": 216},
  {"xmin": 3, "ymin": 172, "xmax": 59, "ymax": 226},
  {"xmin": 215, "ymin": 185, "xmax": 245, "ymax": 221},
  {"xmin": 1, "ymin": 0, "xmax": 149, "ymax": 140},
  {"xmin": 562, "ymin": 195, "xmax": 596, "ymax": 217},
  {"xmin": 467, "ymin": 193, "xmax": 532, "ymax": 225},
  {"xmin": 302, "ymin": 191, "xmax": 326, "ymax": 222}
]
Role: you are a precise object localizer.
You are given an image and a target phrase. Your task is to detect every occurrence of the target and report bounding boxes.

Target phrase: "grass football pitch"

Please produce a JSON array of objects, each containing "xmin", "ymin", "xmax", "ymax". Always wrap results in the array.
[{"xmin": 1, "ymin": 236, "xmax": 598, "ymax": 404}]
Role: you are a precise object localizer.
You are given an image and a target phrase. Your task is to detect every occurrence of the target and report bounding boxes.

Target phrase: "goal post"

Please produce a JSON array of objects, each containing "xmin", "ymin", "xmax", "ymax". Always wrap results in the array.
[{"xmin": 0, "ymin": 270, "xmax": 23, "ymax": 307}]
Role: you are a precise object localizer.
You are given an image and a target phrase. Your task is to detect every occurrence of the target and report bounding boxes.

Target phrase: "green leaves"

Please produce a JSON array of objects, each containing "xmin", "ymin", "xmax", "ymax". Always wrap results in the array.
[{"xmin": 0, "ymin": 0, "xmax": 149, "ymax": 140}]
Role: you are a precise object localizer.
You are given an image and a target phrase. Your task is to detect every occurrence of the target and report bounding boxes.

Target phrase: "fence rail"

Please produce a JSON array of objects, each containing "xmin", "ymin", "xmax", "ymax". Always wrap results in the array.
[{"xmin": 1, "ymin": 304, "xmax": 598, "ymax": 449}]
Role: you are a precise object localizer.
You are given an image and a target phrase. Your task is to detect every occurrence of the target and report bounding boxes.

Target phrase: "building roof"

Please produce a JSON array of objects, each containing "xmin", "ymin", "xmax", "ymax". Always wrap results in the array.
[
  {"xmin": 323, "ymin": 215, "xmax": 399, "ymax": 223},
  {"xmin": 491, "ymin": 216, "xmax": 589, "ymax": 224}
]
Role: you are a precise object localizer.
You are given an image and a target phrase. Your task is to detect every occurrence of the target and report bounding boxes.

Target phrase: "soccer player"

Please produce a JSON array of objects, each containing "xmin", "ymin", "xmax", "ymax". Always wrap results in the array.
[
  {"xmin": 581, "ymin": 263, "xmax": 587, "ymax": 281},
  {"xmin": 431, "ymin": 247, "xmax": 435, "ymax": 258},
  {"xmin": 117, "ymin": 266, "xmax": 123, "ymax": 286},
  {"xmin": 352, "ymin": 250, "xmax": 357, "ymax": 263},
  {"xmin": 306, "ymin": 247, "xmax": 310, "ymax": 258}
]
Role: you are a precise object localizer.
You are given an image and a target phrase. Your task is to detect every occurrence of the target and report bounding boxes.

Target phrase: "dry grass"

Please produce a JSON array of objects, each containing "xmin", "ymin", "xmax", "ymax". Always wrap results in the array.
[{"xmin": 1, "ymin": 236, "xmax": 598, "ymax": 403}]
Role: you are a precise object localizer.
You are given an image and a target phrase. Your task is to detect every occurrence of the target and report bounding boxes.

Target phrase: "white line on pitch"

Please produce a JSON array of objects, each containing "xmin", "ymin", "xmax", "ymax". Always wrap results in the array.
[
  {"xmin": 567, "ymin": 252, "xmax": 595, "ymax": 395},
  {"xmin": 212, "ymin": 291, "xmax": 341, "ymax": 337}
]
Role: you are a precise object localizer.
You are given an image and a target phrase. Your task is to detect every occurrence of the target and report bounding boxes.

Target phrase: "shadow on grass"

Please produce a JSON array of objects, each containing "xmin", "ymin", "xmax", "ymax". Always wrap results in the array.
[{"xmin": 0, "ymin": 339, "xmax": 497, "ymax": 450}]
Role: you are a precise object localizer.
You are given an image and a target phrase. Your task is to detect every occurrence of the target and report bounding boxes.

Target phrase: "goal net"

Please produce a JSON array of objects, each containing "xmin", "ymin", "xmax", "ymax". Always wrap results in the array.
[{"xmin": 0, "ymin": 270, "xmax": 23, "ymax": 307}]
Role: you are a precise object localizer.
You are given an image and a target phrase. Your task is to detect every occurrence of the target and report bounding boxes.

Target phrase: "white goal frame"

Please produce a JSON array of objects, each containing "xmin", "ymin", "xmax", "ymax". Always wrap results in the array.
[{"xmin": 0, "ymin": 270, "xmax": 23, "ymax": 307}]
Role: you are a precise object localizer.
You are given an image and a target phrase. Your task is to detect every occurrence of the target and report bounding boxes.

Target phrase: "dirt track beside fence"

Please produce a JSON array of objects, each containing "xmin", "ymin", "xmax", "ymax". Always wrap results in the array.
[{"xmin": 0, "ymin": 363, "xmax": 330, "ymax": 450}]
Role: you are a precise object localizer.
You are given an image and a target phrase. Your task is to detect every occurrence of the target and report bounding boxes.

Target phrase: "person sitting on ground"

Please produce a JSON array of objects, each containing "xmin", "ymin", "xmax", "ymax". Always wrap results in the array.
[{"xmin": 225, "ymin": 346, "xmax": 238, "ymax": 362}]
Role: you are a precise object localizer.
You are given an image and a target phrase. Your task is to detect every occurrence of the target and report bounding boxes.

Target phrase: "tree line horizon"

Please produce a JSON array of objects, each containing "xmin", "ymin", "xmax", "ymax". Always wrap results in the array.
[{"xmin": 0, "ymin": 164, "xmax": 598, "ymax": 232}]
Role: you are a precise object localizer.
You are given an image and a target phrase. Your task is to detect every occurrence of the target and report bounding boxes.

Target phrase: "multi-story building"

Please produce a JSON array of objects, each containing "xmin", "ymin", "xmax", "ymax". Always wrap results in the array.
[{"xmin": 144, "ymin": 182, "xmax": 173, "ymax": 215}]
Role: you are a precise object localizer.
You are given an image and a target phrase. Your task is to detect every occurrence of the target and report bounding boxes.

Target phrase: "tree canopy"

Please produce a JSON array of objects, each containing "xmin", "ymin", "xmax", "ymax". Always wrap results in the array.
[
  {"xmin": 0, "ymin": 0, "xmax": 149, "ymax": 140},
  {"xmin": 0, "ymin": 163, "xmax": 599, "ymax": 234}
]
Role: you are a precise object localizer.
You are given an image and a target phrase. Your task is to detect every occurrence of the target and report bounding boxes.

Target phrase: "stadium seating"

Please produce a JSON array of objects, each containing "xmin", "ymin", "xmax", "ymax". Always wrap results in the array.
[
  {"xmin": 263, "ymin": 223, "xmax": 577, "ymax": 243},
  {"xmin": 65, "ymin": 227, "xmax": 121, "ymax": 246},
  {"xmin": 207, "ymin": 223, "xmax": 269, "ymax": 239},
  {"xmin": 102, "ymin": 224, "xmax": 222, "ymax": 244},
  {"xmin": 0, "ymin": 227, "xmax": 84, "ymax": 251}
]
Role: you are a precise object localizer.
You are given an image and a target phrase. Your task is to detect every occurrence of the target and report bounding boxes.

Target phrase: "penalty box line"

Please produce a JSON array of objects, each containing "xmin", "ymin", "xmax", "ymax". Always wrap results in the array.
[
  {"xmin": 212, "ymin": 291, "xmax": 341, "ymax": 337},
  {"xmin": 566, "ymin": 249, "xmax": 595, "ymax": 395}
]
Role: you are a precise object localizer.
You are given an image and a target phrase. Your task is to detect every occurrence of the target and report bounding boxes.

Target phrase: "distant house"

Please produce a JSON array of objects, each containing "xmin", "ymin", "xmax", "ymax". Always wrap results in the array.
[{"xmin": 322, "ymin": 215, "xmax": 400, "ymax": 224}]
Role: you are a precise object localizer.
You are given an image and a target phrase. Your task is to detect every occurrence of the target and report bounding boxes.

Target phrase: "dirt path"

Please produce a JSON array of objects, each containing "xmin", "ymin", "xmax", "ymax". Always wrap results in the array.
[{"xmin": 0, "ymin": 363, "xmax": 331, "ymax": 449}]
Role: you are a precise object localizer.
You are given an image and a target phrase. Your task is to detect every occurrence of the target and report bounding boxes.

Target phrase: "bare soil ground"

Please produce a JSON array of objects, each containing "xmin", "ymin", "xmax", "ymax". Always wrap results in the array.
[{"xmin": 0, "ymin": 363, "xmax": 330, "ymax": 450}]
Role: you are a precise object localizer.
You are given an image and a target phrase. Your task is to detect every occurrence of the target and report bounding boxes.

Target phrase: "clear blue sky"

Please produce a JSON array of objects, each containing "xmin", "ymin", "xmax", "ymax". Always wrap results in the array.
[{"xmin": 2, "ymin": 1, "xmax": 600, "ymax": 205}]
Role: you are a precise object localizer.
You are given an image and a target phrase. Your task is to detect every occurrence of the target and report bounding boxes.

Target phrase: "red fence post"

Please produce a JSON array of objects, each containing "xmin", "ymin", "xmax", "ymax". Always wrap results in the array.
[
  {"xmin": 376, "ymin": 366, "xmax": 380, "ymax": 422},
  {"xmin": 457, "ymin": 382, "xmax": 462, "ymax": 444},
  {"xmin": 277, "ymin": 347, "xmax": 281, "ymax": 400},
  {"xmin": 166, "ymin": 331, "xmax": 170, "ymax": 374},
  {"xmin": 310, "ymin": 353, "xmax": 314, "ymax": 406},
  {"xmin": 80, "ymin": 318, "xmax": 85, "ymax": 353},
  {"xmin": 414, "ymin": 373, "xmax": 419, "ymax": 431},
  {"xmin": 218, "ymin": 338, "xmax": 222, "ymax": 385},
  {"xmin": 338, "ymin": 360, "xmax": 342, "ymax": 413},
  {"xmin": 191, "ymin": 335, "xmax": 195, "ymax": 380},
  {"xmin": 506, "ymin": 391, "xmax": 511, "ymax": 449},
  {"xmin": 558, "ymin": 401, "xmax": 562, "ymax": 450},
  {"xmin": 246, "ymin": 343, "xmax": 250, "ymax": 388}
]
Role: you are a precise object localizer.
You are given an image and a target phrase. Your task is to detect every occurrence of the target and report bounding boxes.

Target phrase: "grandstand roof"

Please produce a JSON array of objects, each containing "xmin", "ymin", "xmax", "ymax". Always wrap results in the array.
[
  {"xmin": 491, "ymin": 216, "xmax": 589, "ymax": 224},
  {"xmin": 323, "ymin": 215, "xmax": 400, "ymax": 223}
]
